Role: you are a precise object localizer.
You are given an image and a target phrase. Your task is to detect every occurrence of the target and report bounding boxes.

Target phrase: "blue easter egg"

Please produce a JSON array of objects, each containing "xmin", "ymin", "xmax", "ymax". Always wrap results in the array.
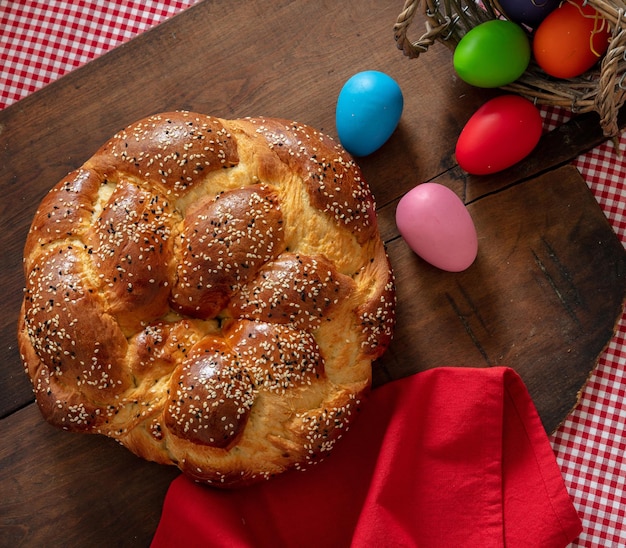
[{"xmin": 336, "ymin": 71, "xmax": 403, "ymax": 157}]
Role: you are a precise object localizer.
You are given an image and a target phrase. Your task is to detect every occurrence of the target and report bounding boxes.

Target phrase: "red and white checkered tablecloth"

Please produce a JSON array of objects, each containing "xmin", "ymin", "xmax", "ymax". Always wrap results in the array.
[
  {"xmin": 0, "ymin": 0, "xmax": 199, "ymax": 108},
  {"xmin": 2, "ymin": 2, "xmax": 625, "ymax": 546}
]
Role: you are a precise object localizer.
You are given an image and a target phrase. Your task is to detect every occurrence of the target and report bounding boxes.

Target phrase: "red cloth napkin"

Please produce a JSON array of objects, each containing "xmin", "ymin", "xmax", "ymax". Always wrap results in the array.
[{"xmin": 151, "ymin": 367, "xmax": 582, "ymax": 547}]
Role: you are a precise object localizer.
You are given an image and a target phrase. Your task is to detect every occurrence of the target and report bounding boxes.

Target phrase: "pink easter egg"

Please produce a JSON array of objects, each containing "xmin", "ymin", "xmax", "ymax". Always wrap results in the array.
[{"xmin": 396, "ymin": 183, "xmax": 478, "ymax": 272}]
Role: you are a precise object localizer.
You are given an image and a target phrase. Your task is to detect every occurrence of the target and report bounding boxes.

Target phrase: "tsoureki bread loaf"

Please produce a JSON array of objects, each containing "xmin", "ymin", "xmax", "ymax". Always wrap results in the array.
[{"xmin": 18, "ymin": 111, "xmax": 395, "ymax": 487}]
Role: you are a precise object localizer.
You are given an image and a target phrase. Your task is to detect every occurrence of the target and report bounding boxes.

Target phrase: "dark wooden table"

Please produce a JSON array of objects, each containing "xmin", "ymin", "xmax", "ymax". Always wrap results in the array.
[{"xmin": 1, "ymin": 1, "xmax": 625, "ymax": 546}]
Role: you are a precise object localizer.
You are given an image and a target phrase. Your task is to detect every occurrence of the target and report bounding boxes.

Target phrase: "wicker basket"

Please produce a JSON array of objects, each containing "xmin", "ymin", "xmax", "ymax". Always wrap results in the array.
[{"xmin": 394, "ymin": 0, "xmax": 626, "ymax": 138}]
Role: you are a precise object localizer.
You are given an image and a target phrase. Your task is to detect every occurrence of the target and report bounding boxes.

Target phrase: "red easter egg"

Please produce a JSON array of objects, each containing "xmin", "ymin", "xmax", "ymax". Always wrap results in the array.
[{"xmin": 455, "ymin": 95, "xmax": 543, "ymax": 176}]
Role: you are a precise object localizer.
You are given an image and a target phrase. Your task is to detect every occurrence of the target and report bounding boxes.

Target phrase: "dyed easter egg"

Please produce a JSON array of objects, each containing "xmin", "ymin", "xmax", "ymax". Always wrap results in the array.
[
  {"xmin": 499, "ymin": 0, "xmax": 560, "ymax": 28},
  {"xmin": 396, "ymin": 183, "xmax": 478, "ymax": 272},
  {"xmin": 336, "ymin": 71, "xmax": 403, "ymax": 156},
  {"xmin": 533, "ymin": 0, "xmax": 611, "ymax": 79},
  {"xmin": 455, "ymin": 95, "xmax": 543, "ymax": 175},
  {"xmin": 453, "ymin": 20, "xmax": 531, "ymax": 87}
]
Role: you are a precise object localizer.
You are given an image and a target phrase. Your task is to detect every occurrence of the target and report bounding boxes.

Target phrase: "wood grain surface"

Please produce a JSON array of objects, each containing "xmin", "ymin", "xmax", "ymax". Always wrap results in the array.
[
  {"xmin": 375, "ymin": 165, "xmax": 625, "ymax": 434},
  {"xmin": 1, "ymin": 0, "xmax": 625, "ymax": 546}
]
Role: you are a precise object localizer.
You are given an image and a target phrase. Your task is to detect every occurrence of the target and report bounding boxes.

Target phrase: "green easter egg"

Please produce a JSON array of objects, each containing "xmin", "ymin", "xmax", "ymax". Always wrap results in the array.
[{"xmin": 453, "ymin": 20, "xmax": 530, "ymax": 88}]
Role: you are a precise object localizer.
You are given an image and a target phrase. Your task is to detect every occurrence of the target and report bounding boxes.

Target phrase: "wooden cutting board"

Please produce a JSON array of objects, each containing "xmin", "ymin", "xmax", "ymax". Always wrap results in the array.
[
  {"xmin": 1, "ymin": 0, "xmax": 625, "ymax": 545},
  {"xmin": 1, "ymin": 0, "xmax": 623, "ymax": 425},
  {"xmin": 375, "ymin": 164, "xmax": 626, "ymax": 433}
]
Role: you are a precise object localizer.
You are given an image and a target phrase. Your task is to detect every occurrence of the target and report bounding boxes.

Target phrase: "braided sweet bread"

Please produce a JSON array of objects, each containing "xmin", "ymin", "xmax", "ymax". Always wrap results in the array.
[{"xmin": 18, "ymin": 112, "xmax": 395, "ymax": 487}]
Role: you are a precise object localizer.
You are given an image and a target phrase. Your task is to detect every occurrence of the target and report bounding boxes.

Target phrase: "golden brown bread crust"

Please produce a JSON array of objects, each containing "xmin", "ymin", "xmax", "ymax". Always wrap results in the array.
[{"xmin": 18, "ymin": 111, "xmax": 395, "ymax": 487}]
